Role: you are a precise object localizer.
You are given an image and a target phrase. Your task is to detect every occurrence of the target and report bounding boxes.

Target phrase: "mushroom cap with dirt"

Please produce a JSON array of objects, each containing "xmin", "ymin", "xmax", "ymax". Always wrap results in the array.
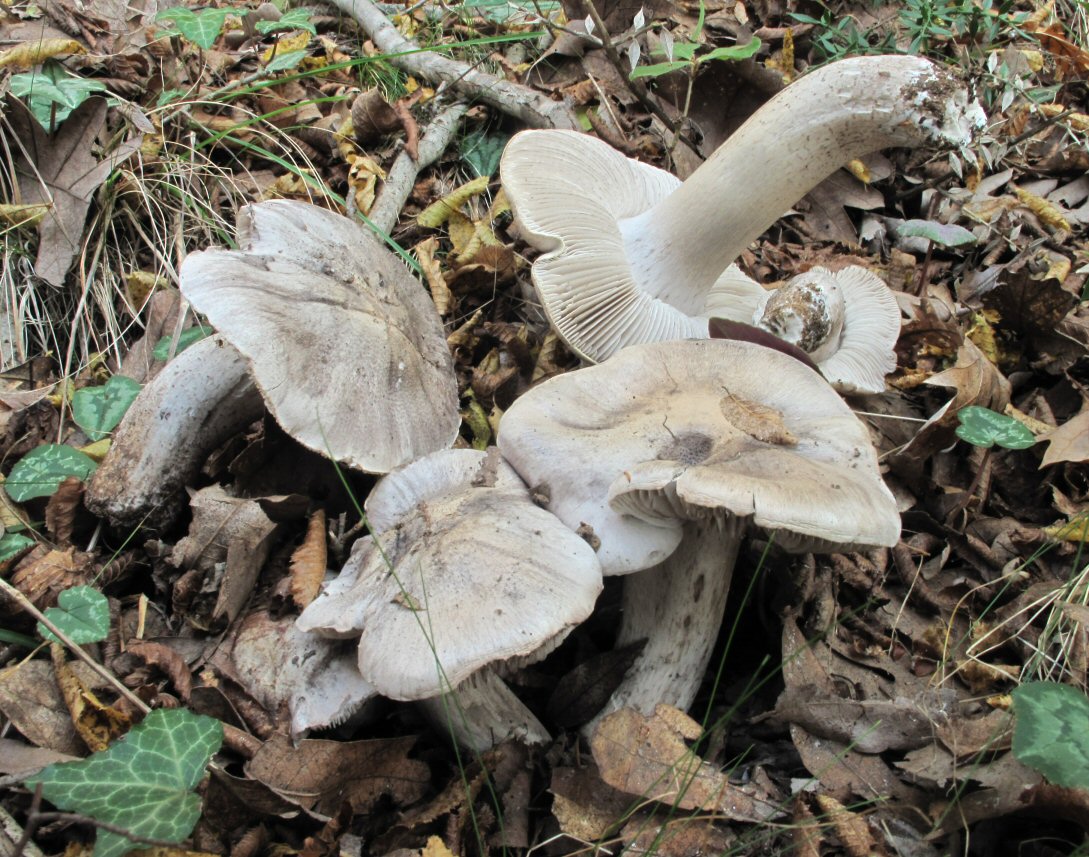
[
  {"xmin": 710, "ymin": 265, "xmax": 902, "ymax": 394},
  {"xmin": 497, "ymin": 338, "xmax": 901, "ymax": 721},
  {"xmin": 296, "ymin": 448, "xmax": 603, "ymax": 748},
  {"xmin": 500, "ymin": 54, "xmax": 984, "ymax": 364},
  {"xmin": 179, "ymin": 199, "xmax": 460, "ymax": 473}
]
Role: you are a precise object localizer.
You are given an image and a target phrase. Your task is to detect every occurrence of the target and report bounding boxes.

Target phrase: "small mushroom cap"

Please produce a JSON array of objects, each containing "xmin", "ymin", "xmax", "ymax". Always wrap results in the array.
[
  {"xmin": 806, "ymin": 266, "xmax": 900, "ymax": 394},
  {"xmin": 499, "ymin": 340, "xmax": 900, "ymax": 555},
  {"xmin": 179, "ymin": 200, "xmax": 459, "ymax": 473},
  {"xmin": 296, "ymin": 449, "xmax": 603, "ymax": 700}
]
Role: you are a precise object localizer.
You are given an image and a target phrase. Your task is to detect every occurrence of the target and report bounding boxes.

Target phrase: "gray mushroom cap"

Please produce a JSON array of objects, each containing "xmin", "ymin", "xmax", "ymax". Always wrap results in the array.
[
  {"xmin": 179, "ymin": 200, "xmax": 459, "ymax": 473},
  {"xmin": 296, "ymin": 449, "xmax": 603, "ymax": 700},
  {"xmin": 498, "ymin": 339, "xmax": 901, "ymax": 558}
]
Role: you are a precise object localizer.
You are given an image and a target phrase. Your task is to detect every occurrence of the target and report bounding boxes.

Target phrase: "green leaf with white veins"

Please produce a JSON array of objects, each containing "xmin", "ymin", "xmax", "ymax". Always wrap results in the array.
[
  {"xmin": 1012, "ymin": 682, "xmax": 1089, "ymax": 790},
  {"xmin": 39, "ymin": 585, "xmax": 110, "ymax": 644},
  {"xmin": 155, "ymin": 7, "xmax": 233, "ymax": 50},
  {"xmin": 72, "ymin": 376, "xmax": 142, "ymax": 441},
  {"xmin": 5, "ymin": 445, "xmax": 98, "ymax": 502},
  {"xmin": 25, "ymin": 709, "xmax": 224, "ymax": 857}
]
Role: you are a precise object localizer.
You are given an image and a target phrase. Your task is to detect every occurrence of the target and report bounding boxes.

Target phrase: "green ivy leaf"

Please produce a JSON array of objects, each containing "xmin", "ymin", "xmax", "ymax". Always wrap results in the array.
[
  {"xmin": 25, "ymin": 708, "xmax": 224, "ymax": 857},
  {"xmin": 0, "ymin": 532, "xmax": 35, "ymax": 563},
  {"xmin": 10, "ymin": 61, "xmax": 109, "ymax": 128},
  {"xmin": 39, "ymin": 585, "xmax": 110, "ymax": 644},
  {"xmin": 955, "ymin": 405, "xmax": 1036, "ymax": 450},
  {"xmin": 72, "ymin": 376, "xmax": 142, "ymax": 442},
  {"xmin": 152, "ymin": 326, "xmax": 210, "ymax": 362},
  {"xmin": 265, "ymin": 49, "xmax": 307, "ymax": 72},
  {"xmin": 1012, "ymin": 682, "xmax": 1089, "ymax": 790},
  {"xmin": 6, "ymin": 445, "xmax": 98, "ymax": 503},
  {"xmin": 155, "ymin": 7, "xmax": 233, "ymax": 50},
  {"xmin": 459, "ymin": 128, "xmax": 509, "ymax": 178},
  {"xmin": 698, "ymin": 37, "xmax": 762, "ymax": 63},
  {"xmin": 255, "ymin": 8, "xmax": 316, "ymax": 35}
]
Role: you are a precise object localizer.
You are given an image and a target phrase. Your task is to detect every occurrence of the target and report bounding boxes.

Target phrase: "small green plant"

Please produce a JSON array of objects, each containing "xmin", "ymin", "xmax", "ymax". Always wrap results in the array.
[
  {"xmin": 72, "ymin": 376, "xmax": 142, "ymax": 441},
  {"xmin": 254, "ymin": 8, "xmax": 316, "ymax": 36},
  {"xmin": 152, "ymin": 327, "xmax": 210, "ymax": 361},
  {"xmin": 630, "ymin": 2, "xmax": 760, "ymax": 81},
  {"xmin": 0, "ymin": 533, "xmax": 35, "ymax": 563},
  {"xmin": 39, "ymin": 585, "xmax": 110, "ymax": 644},
  {"xmin": 155, "ymin": 6, "xmax": 234, "ymax": 50},
  {"xmin": 25, "ymin": 708, "xmax": 224, "ymax": 857},
  {"xmin": 789, "ymin": 8, "xmax": 896, "ymax": 61},
  {"xmin": 955, "ymin": 405, "xmax": 1036, "ymax": 450},
  {"xmin": 9, "ymin": 61, "xmax": 109, "ymax": 130},
  {"xmin": 1012, "ymin": 681, "xmax": 1089, "ymax": 789},
  {"xmin": 6, "ymin": 445, "xmax": 98, "ymax": 502}
]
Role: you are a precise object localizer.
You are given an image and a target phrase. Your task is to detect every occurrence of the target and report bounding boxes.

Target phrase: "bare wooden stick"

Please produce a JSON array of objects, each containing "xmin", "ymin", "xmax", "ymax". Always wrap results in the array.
[
  {"xmin": 324, "ymin": 0, "xmax": 579, "ymax": 130},
  {"xmin": 370, "ymin": 101, "xmax": 470, "ymax": 235}
]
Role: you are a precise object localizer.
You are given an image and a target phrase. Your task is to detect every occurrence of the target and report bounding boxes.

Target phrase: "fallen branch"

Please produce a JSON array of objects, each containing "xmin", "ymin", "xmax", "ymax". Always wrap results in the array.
[
  {"xmin": 324, "ymin": 0, "xmax": 579, "ymax": 130},
  {"xmin": 369, "ymin": 101, "xmax": 470, "ymax": 235}
]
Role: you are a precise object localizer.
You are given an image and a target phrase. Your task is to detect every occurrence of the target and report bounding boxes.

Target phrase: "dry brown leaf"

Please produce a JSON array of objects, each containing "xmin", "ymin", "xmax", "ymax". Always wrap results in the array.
[
  {"xmin": 549, "ymin": 763, "xmax": 634, "ymax": 841},
  {"xmin": 814, "ymin": 793, "xmax": 889, "ymax": 857},
  {"xmin": 9, "ymin": 96, "xmax": 141, "ymax": 286},
  {"xmin": 126, "ymin": 640, "xmax": 193, "ymax": 701},
  {"xmin": 720, "ymin": 391, "xmax": 797, "ymax": 445},
  {"xmin": 290, "ymin": 508, "xmax": 327, "ymax": 610},
  {"xmin": 9, "ymin": 546, "xmax": 94, "ymax": 611},
  {"xmin": 44, "ymin": 476, "xmax": 83, "ymax": 546},
  {"xmin": 169, "ymin": 486, "xmax": 279, "ymax": 628},
  {"xmin": 245, "ymin": 733, "xmax": 430, "ymax": 816},
  {"xmin": 791, "ymin": 796, "xmax": 823, "ymax": 857},
  {"xmin": 0, "ymin": 737, "xmax": 78, "ymax": 779},
  {"xmin": 1041, "ymin": 409, "xmax": 1089, "ymax": 466},
  {"xmin": 590, "ymin": 705, "xmax": 782, "ymax": 822},
  {"xmin": 0, "ymin": 660, "xmax": 95, "ymax": 755}
]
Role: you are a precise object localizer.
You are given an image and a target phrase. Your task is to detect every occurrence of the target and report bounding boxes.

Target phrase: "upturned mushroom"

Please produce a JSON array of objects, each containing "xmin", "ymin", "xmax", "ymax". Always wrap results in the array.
[
  {"xmin": 179, "ymin": 199, "xmax": 459, "ymax": 473},
  {"xmin": 497, "ymin": 339, "xmax": 901, "ymax": 721},
  {"xmin": 297, "ymin": 448, "xmax": 603, "ymax": 749},
  {"xmin": 500, "ymin": 54, "xmax": 984, "ymax": 363},
  {"xmin": 710, "ymin": 265, "xmax": 902, "ymax": 393}
]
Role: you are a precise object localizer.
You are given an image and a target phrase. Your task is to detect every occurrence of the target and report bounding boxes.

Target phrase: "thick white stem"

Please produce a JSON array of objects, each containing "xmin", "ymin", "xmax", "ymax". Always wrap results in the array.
[
  {"xmin": 85, "ymin": 335, "xmax": 263, "ymax": 527},
  {"xmin": 418, "ymin": 669, "xmax": 550, "ymax": 751},
  {"xmin": 619, "ymin": 55, "xmax": 983, "ymax": 314},
  {"xmin": 588, "ymin": 518, "xmax": 744, "ymax": 732}
]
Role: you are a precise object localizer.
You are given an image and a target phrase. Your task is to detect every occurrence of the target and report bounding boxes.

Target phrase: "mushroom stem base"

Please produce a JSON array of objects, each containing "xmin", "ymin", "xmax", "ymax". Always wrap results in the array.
[
  {"xmin": 590, "ymin": 517, "xmax": 744, "ymax": 730},
  {"xmin": 418, "ymin": 669, "xmax": 550, "ymax": 751}
]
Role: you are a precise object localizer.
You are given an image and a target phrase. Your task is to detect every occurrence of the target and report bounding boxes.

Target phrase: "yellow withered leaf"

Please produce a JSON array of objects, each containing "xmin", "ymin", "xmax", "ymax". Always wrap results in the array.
[
  {"xmin": 417, "ymin": 175, "xmax": 490, "ymax": 228},
  {"xmin": 290, "ymin": 508, "xmax": 327, "ymax": 610},
  {"xmin": 414, "ymin": 236, "xmax": 453, "ymax": 316},
  {"xmin": 447, "ymin": 210, "xmax": 477, "ymax": 257},
  {"xmin": 1013, "ymin": 185, "xmax": 1071, "ymax": 231},
  {"xmin": 846, "ymin": 158, "xmax": 871, "ymax": 183},
  {"xmin": 1044, "ymin": 517, "xmax": 1089, "ymax": 542},
  {"xmin": 261, "ymin": 31, "xmax": 310, "ymax": 62},
  {"xmin": 0, "ymin": 39, "xmax": 85, "ymax": 70},
  {"xmin": 0, "ymin": 203, "xmax": 51, "ymax": 228},
  {"xmin": 1039, "ymin": 102, "xmax": 1089, "ymax": 132}
]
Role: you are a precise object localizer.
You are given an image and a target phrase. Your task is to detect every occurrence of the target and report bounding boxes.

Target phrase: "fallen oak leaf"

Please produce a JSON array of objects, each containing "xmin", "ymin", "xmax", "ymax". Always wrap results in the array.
[
  {"xmin": 590, "ymin": 704, "xmax": 782, "ymax": 822},
  {"xmin": 8, "ymin": 96, "xmax": 142, "ymax": 286},
  {"xmin": 1040, "ymin": 408, "xmax": 1089, "ymax": 467}
]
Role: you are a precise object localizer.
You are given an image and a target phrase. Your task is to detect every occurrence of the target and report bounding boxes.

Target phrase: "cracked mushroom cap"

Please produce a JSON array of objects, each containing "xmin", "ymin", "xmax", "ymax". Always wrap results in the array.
[
  {"xmin": 179, "ymin": 200, "xmax": 459, "ymax": 473},
  {"xmin": 296, "ymin": 449, "xmax": 603, "ymax": 700},
  {"xmin": 498, "ymin": 339, "xmax": 900, "ymax": 559},
  {"xmin": 710, "ymin": 266, "xmax": 901, "ymax": 394}
]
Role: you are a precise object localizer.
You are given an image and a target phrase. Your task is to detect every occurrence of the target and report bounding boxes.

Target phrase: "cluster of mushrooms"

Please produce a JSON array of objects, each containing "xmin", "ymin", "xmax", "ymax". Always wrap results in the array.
[{"xmin": 88, "ymin": 55, "xmax": 985, "ymax": 749}]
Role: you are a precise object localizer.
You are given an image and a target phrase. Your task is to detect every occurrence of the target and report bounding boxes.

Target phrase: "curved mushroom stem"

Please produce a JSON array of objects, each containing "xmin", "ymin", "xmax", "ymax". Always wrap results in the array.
[
  {"xmin": 587, "ymin": 516, "xmax": 745, "ymax": 733},
  {"xmin": 618, "ymin": 55, "xmax": 984, "ymax": 314},
  {"xmin": 418, "ymin": 669, "xmax": 550, "ymax": 751},
  {"xmin": 84, "ymin": 336, "xmax": 264, "ymax": 528}
]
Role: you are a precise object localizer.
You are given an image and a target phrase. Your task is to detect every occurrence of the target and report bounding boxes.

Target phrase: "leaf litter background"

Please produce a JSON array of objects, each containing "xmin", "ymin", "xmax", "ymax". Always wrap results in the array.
[{"xmin": 1, "ymin": 0, "xmax": 1088, "ymax": 854}]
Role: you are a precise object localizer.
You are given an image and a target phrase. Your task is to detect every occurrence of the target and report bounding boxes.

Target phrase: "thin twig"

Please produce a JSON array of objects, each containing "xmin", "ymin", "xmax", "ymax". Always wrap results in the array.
[{"xmin": 324, "ymin": 0, "xmax": 579, "ymax": 130}]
